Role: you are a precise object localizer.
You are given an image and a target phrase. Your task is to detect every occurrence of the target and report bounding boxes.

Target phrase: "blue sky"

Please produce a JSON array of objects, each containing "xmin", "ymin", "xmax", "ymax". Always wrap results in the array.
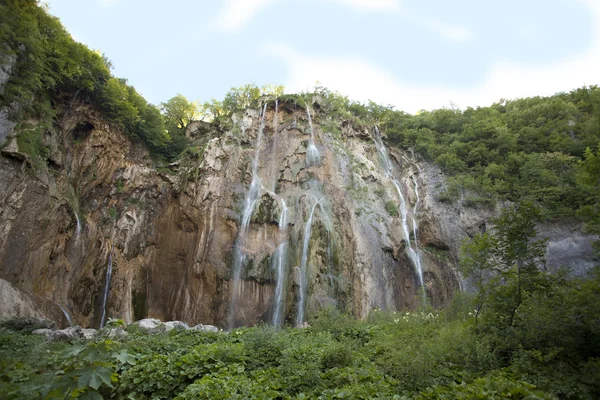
[{"xmin": 46, "ymin": 0, "xmax": 599, "ymax": 113}]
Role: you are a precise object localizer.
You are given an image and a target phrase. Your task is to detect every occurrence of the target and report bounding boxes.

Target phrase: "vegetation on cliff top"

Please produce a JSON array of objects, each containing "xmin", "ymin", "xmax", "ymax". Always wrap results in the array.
[
  {"xmin": 2, "ymin": 2, "xmax": 599, "ymax": 226},
  {"xmin": 0, "ymin": 0, "xmax": 187, "ymax": 161}
]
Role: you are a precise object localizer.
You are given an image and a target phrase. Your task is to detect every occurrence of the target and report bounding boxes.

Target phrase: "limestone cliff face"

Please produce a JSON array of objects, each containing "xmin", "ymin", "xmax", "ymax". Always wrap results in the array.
[{"xmin": 0, "ymin": 98, "xmax": 595, "ymax": 328}]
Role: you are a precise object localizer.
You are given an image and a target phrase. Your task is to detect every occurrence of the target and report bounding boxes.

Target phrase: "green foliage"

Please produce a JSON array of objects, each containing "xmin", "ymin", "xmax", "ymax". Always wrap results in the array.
[
  {"xmin": 118, "ymin": 342, "xmax": 246, "ymax": 399},
  {"xmin": 41, "ymin": 340, "xmax": 135, "ymax": 399},
  {"xmin": 0, "ymin": 1, "xmax": 185, "ymax": 162},
  {"xmin": 174, "ymin": 367, "xmax": 285, "ymax": 400},
  {"xmin": 3, "ymin": 300, "xmax": 599, "ymax": 399},
  {"xmin": 385, "ymin": 200, "xmax": 399, "ymax": 217},
  {"xmin": 460, "ymin": 202, "xmax": 547, "ymax": 329},
  {"xmin": 577, "ymin": 146, "xmax": 600, "ymax": 253},
  {"xmin": 320, "ymin": 343, "xmax": 354, "ymax": 370},
  {"xmin": 15, "ymin": 122, "xmax": 51, "ymax": 170},
  {"xmin": 160, "ymin": 94, "xmax": 199, "ymax": 131},
  {"xmin": 417, "ymin": 373, "xmax": 556, "ymax": 399},
  {"xmin": 382, "ymin": 87, "xmax": 600, "ymax": 218}
]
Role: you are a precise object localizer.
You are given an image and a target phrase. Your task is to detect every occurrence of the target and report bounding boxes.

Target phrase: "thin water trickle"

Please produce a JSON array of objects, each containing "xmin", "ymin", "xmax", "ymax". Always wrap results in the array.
[
  {"xmin": 271, "ymin": 99, "xmax": 280, "ymax": 192},
  {"xmin": 228, "ymin": 104, "xmax": 268, "ymax": 329},
  {"xmin": 373, "ymin": 127, "xmax": 425, "ymax": 294},
  {"xmin": 58, "ymin": 304, "xmax": 74, "ymax": 327},
  {"xmin": 296, "ymin": 198, "xmax": 321, "ymax": 326},
  {"xmin": 74, "ymin": 211, "xmax": 81, "ymax": 238},
  {"xmin": 271, "ymin": 198, "xmax": 288, "ymax": 327},
  {"xmin": 99, "ymin": 246, "xmax": 113, "ymax": 329},
  {"xmin": 411, "ymin": 175, "xmax": 425, "ymax": 292},
  {"xmin": 305, "ymin": 104, "xmax": 320, "ymax": 165}
]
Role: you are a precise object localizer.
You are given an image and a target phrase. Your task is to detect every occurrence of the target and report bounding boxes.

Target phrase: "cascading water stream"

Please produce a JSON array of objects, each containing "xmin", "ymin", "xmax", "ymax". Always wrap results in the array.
[
  {"xmin": 99, "ymin": 246, "xmax": 113, "ymax": 329},
  {"xmin": 296, "ymin": 198, "xmax": 321, "ymax": 326},
  {"xmin": 271, "ymin": 99, "xmax": 280, "ymax": 192},
  {"xmin": 228, "ymin": 104, "xmax": 268, "ymax": 329},
  {"xmin": 74, "ymin": 211, "xmax": 81, "ymax": 238},
  {"xmin": 411, "ymin": 175, "xmax": 425, "ymax": 292},
  {"xmin": 305, "ymin": 104, "xmax": 320, "ymax": 165},
  {"xmin": 271, "ymin": 198, "xmax": 288, "ymax": 327},
  {"xmin": 58, "ymin": 304, "xmax": 73, "ymax": 327},
  {"xmin": 373, "ymin": 127, "xmax": 425, "ymax": 294}
]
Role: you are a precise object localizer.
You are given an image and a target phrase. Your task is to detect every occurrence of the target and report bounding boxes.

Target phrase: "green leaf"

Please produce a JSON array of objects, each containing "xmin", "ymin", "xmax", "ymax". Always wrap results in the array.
[
  {"xmin": 79, "ymin": 389, "xmax": 103, "ymax": 400},
  {"xmin": 77, "ymin": 367, "xmax": 114, "ymax": 390},
  {"xmin": 114, "ymin": 351, "xmax": 137, "ymax": 365},
  {"xmin": 95, "ymin": 367, "xmax": 115, "ymax": 388}
]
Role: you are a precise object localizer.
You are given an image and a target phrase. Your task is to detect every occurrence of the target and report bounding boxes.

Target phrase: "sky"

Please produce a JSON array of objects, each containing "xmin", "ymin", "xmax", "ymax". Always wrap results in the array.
[{"xmin": 46, "ymin": 0, "xmax": 599, "ymax": 113}]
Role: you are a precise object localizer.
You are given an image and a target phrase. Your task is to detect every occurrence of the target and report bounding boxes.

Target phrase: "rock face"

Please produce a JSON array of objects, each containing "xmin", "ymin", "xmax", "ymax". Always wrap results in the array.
[{"xmin": 0, "ymin": 98, "xmax": 595, "ymax": 329}]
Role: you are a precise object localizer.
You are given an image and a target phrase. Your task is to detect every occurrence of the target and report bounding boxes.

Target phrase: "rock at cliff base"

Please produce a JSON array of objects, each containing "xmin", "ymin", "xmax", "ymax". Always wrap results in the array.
[
  {"xmin": 1, "ymin": 316, "xmax": 57, "ymax": 333},
  {"xmin": 192, "ymin": 324, "xmax": 219, "ymax": 333},
  {"xmin": 165, "ymin": 321, "xmax": 189, "ymax": 331},
  {"xmin": 134, "ymin": 318, "xmax": 165, "ymax": 333}
]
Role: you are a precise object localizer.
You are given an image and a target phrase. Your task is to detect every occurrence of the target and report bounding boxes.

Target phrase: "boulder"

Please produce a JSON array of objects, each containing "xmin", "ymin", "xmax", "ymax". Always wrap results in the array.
[
  {"xmin": 165, "ymin": 321, "xmax": 189, "ymax": 331},
  {"xmin": 134, "ymin": 318, "xmax": 165, "ymax": 333},
  {"xmin": 33, "ymin": 326, "xmax": 82, "ymax": 342},
  {"xmin": 81, "ymin": 328, "xmax": 97, "ymax": 339},
  {"xmin": 192, "ymin": 324, "xmax": 219, "ymax": 333},
  {"xmin": 104, "ymin": 327, "xmax": 128, "ymax": 339}
]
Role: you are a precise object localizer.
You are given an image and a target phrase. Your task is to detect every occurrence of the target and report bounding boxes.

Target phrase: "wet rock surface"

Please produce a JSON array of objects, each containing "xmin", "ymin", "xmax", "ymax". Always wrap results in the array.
[{"xmin": 0, "ymin": 100, "xmax": 595, "ymax": 329}]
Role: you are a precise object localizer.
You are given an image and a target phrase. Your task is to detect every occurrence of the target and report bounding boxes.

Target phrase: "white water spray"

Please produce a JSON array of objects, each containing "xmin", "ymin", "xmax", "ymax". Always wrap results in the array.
[
  {"xmin": 271, "ymin": 198, "xmax": 288, "ymax": 327},
  {"xmin": 373, "ymin": 127, "xmax": 425, "ymax": 294},
  {"xmin": 228, "ymin": 104, "xmax": 268, "ymax": 329},
  {"xmin": 99, "ymin": 246, "xmax": 113, "ymax": 329}
]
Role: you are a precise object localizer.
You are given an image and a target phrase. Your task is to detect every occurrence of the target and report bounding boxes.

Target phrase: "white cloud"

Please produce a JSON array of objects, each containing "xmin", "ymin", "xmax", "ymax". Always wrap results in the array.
[
  {"xmin": 214, "ymin": 0, "xmax": 402, "ymax": 33},
  {"xmin": 215, "ymin": 0, "xmax": 278, "ymax": 33},
  {"xmin": 265, "ymin": 0, "xmax": 600, "ymax": 114},
  {"xmin": 424, "ymin": 17, "xmax": 474, "ymax": 43},
  {"xmin": 326, "ymin": 0, "xmax": 402, "ymax": 12}
]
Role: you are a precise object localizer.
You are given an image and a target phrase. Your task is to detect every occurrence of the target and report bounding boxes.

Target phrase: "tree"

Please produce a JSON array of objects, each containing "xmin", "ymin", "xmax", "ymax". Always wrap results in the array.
[
  {"xmin": 222, "ymin": 84, "xmax": 262, "ymax": 112},
  {"xmin": 577, "ymin": 145, "xmax": 600, "ymax": 254},
  {"xmin": 460, "ymin": 202, "xmax": 547, "ymax": 329},
  {"xmin": 160, "ymin": 94, "xmax": 199, "ymax": 132},
  {"xmin": 459, "ymin": 232, "xmax": 495, "ymax": 324}
]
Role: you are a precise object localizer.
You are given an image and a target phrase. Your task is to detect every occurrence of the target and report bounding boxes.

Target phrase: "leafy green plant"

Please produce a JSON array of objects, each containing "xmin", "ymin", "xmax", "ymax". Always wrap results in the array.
[
  {"xmin": 117, "ymin": 343, "xmax": 246, "ymax": 399},
  {"xmin": 41, "ymin": 340, "xmax": 135, "ymax": 399},
  {"xmin": 417, "ymin": 373, "xmax": 555, "ymax": 399}
]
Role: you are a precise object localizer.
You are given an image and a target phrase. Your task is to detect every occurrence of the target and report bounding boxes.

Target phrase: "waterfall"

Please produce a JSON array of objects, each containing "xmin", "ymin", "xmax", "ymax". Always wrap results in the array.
[
  {"xmin": 271, "ymin": 198, "xmax": 288, "ymax": 327},
  {"xmin": 411, "ymin": 175, "xmax": 425, "ymax": 292},
  {"xmin": 58, "ymin": 304, "xmax": 73, "ymax": 327},
  {"xmin": 296, "ymin": 198, "xmax": 320, "ymax": 326},
  {"xmin": 73, "ymin": 210, "xmax": 81, "ymax": 240},
  {"xmin": 228, "ymin": 103, "xmax": 268, "ymax": 329},
  {"xmin": 74, "ymin": 211, "xmax": 81, "ymax": 238},
  {"xmin": 305, "ymin": 104, "xmax": 320, "ymax": 165},
  {"xmin": 270, "ymin": 99, "xmax": 280, "ymax": 192},
  {"xmin": 373, "ymin": 127, "xmax": 425, "ymax": 294},
  {"xmin": 99, "ymin": 246, "xmax": 113, "ymax": 329}
]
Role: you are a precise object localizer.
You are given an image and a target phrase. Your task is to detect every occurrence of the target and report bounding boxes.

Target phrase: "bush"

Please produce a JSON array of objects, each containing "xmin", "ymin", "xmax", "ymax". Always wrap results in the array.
[
  {"xmin": 385, "ymin": 200, "xmax": 399, "ymax": 217},
  {"xmin": 417, "ymin": 373, "xmax": 555, "ymax": 399},
  {"xmin": 321, "ymin": 344, "xmax": 354, "ymax": 370},
  {"xmin": 117, "ymin": 343, "xmax": 246, "ymax": 399},
  {"xmin": 175, "ymin": 367, "xmax": 284, "ymax": 400}
]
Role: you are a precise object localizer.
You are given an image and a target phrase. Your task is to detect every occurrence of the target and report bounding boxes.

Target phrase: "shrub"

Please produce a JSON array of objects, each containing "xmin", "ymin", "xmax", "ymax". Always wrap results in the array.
[{"xmin": 385, "ymin": 200, "xmax": 399, "ymax": 217}]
